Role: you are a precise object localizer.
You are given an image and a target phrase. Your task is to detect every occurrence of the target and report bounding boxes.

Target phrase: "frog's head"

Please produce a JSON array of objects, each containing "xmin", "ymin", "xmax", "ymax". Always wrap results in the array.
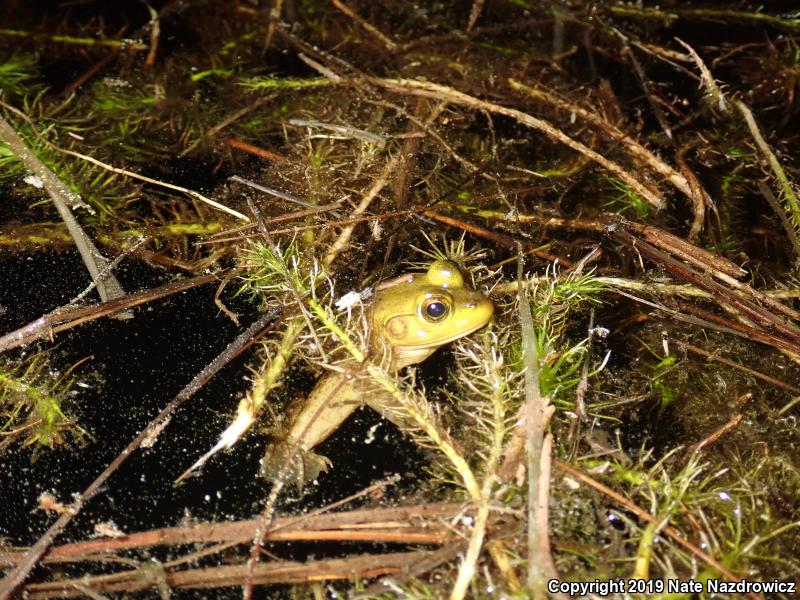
[{"xmin": 371, "ymin": 260, "xmax": 494, "ymax": 370}]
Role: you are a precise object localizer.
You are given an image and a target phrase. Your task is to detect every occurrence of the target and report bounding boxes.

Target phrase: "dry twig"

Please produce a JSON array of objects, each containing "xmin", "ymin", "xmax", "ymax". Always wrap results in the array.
[
  {"xmin": 0, "ymin": 273, "xmax": 219, "ymax": 354},
  {"xmin": 330, "ymin": 0, "xmax": 396, "ymax": 51},
  {"xmin": 1, "ymin": 503, "xmax": 460, "ymax": 569},
  {"xmin": 674, "ymin": 339, "xmax": 800, "ymax": 395}
]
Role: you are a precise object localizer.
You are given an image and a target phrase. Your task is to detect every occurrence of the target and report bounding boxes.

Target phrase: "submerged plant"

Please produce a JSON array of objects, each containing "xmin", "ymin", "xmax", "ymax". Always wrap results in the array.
[
  {"xmin": 0, "ymin": 352, "xmax": 87, "ymax": 454},
  {"xmin": 506, "ymin": 266, "xmax": 607, "ymax": 408},
  {"xmin": 603, "ymin": 175, "xmax": 652, "ymax": 220},
  {"xmin": 237, "ymin": 236, "xmax": 313, "ymax": 305},
  {"xmin": 589, "ymin": 447, "xmax": 800, "ymax": 586},
  {"xmin": 0, "ymin": 54, "xmax": 41, "ymax": 100}
]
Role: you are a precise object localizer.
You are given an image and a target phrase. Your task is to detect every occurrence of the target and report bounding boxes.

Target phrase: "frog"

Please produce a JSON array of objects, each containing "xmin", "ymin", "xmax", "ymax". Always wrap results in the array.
[{"xmin": 260, "ymin": 259, "xmax": 494, "ymax": 486}]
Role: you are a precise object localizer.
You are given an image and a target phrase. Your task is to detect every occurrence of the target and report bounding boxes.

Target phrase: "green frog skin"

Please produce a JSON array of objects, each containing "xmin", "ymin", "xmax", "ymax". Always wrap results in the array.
[{"xmin": 261, "ymin": 260, "xmax": 494, "ymax": 485}]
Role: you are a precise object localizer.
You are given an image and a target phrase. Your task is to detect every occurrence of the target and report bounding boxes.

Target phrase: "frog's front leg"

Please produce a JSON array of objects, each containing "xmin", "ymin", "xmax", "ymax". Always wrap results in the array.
[
  {"xmin": 260, "ymin": 372, "xmax": 363, "ymax": 487},
  {"xmin": 362, "ymin": 390, "xmax": 421, "ymax": 439}
]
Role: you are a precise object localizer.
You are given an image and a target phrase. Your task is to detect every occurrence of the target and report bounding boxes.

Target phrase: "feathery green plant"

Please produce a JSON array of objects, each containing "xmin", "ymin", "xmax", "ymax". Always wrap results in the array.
[
  {"xmin": 594, "ymin": 448, "xmax": 800, "ymax": 584},
  {"xmin": 237, "ymin": 236, "xmax": 313, "ymax": 304},
  {"xmin": 511, "ymin": 266, "xmax": 607, "ymax": 407},
  {"xmin": 0, "ymin": 352, "xmax": 87, "ymax": 454},
  {"xmin": 0, "ymin": 54, "xmax": 41, "ymax": 100},
  {"xmin": 603, "ymin": 175, "xmax": 652, "ymax": 219}
]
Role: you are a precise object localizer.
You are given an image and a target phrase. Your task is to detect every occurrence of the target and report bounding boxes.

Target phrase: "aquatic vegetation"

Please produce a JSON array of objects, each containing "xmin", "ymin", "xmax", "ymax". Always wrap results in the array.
[
  {"xmin": 0, "ymin": 352, "xmax": 87, "ymax": 453},
  {"xmin": 0, "ymin": 1, "xmax": 798, "ymax": 598}
]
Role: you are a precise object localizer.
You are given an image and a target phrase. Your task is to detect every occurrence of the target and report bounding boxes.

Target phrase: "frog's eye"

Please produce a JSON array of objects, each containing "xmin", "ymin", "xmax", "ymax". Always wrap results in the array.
[{"xmin": 421, "ymin": 296, "xmax": 450, "ymax": 322}]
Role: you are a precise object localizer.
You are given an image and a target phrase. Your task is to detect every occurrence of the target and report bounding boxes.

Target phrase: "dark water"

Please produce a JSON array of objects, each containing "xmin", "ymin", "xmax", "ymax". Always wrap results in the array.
[{"xmin": 0, "ymin": 251, "xmax": 423, "ymax": 556}]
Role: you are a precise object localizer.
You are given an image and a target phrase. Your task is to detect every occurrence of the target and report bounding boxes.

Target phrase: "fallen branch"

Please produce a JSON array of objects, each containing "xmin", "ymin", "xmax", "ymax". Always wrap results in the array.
[
  {"xmin": 0, "ymin": 273, "xmax": 220, "ymax": 354},
  {"xmin": 20, "ymin": 547, "xmax": 463, "ymax": 599},
  {"xmin": 606, "ymin": 218, "xmax": 800, "ymax": 348},
  {"xmin": 0, "ymin": 503, "xmax": 460, "ymax": 568}
]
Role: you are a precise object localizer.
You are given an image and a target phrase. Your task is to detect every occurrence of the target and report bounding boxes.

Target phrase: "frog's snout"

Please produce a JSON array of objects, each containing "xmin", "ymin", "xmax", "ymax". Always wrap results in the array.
[{"xmin": 464, "ymin": 294, "xmax": 494, "ymax": 326}]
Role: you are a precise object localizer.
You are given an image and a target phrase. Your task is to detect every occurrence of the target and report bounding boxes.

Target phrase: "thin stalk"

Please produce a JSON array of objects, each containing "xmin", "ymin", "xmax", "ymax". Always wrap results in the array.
[
  {"xmin": 0, "ymin": 28, "xmax": 149, "ymax": 50},
  {"xmin": 632, "ymin": 520, "xmax": 657, "ymax": 579},
  {"xmin": 321, "ymin": 153, "xmax": 400, "ymax": 268},
  {"xmin": 517, "ymin": 252, "xmax": 548, "ymax": 598},
  {"xmin": 736, "ymin": 100, "xmax": 800, "ymax": 234},
  {"xmin": 174, "ymin": 315, "xmax": 305, "ymax": 483},
  {"xmin": 449, "ymin": 339, "xmax": 507, "ymax": 600}
]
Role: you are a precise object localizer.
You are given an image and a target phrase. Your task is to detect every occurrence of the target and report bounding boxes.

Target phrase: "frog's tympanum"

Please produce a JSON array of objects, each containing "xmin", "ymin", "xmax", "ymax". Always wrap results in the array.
[{"xmin": 261, "ymin": 260, "xmax": 494, "ymax": 486}]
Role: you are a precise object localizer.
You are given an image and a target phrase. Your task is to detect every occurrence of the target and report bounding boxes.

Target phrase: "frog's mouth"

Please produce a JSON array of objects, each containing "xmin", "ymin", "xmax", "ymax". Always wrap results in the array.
[
  {"xmin": 400, "ymin": 301, "xmax": 494, "ymax": 350},
  {"xmin": 422, "ymin": 319, "xmax": 489, "ymax": 347}
]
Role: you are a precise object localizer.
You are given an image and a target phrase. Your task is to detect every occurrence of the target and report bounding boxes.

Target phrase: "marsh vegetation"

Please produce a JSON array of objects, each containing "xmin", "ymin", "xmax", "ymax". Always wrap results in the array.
[{"xmin": 0, "ymin": 1, "xmax": 798, "ymax": 598}]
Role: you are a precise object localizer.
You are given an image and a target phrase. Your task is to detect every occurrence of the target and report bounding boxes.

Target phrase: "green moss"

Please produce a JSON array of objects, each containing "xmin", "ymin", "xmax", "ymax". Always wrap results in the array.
[
  {"xmin": 603, "ymin": 176, "xmax": 652, "ymax": 219},
  {"xmin": 0, "ymin": 53, "xmax": 41, "ymax": 99},
  {"xmin": 0, "ymin": 353, "xmax": 86, "ymax": 452},
  {"xmin": 238, "ymin": 76, "xmax": 331, "ymax": 90}
]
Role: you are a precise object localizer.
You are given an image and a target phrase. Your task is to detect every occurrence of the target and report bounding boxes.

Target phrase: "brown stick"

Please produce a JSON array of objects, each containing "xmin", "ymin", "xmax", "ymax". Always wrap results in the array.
[
  {"xmin": 330, "ymin": 0, "xmax": 396, "ymax": 51},
  {"xmin": 0, "ymin": 503, "xmax": 460, "ymax": 568},
  {"xmin": 453, "ymin": 205, "xmax": 605, "ymax": 233},
  {"xmin": 686, "ymin": 413, "xmax": 743, "ymax": 454},
  {"xmin": 615, "ymin": 289, "xmax": 800, "ymax": 354},
  {"xmin": 141, "ymin": 0, "xmax": 160, "ymax": 67},
  {"xmin": 223, "ymin": 137, "xmax": 287, "ymax": 162},
  {"xmin": 608, "ymin": 225, "xmax": 800, "ymax": 348},
  {"xmin": 618, "ymin": 217, "xmax": 747, "ymax": 280},
  {"xmin": 0, "ymin": 273, "xmax": 220, "ymax": 354},
  {"xmin": 20, "ymin": 547, "xmax": 463, "ymax": 598},
  {"xmin": 627, "ymin": 219, "xmax": 800, "ymax": 322}
]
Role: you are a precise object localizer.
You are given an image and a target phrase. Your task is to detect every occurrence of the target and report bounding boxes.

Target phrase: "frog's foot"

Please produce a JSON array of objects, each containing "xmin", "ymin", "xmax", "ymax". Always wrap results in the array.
[{"xmin": 260, "ymin": 441, "xmax": 332, "ymax": 489}]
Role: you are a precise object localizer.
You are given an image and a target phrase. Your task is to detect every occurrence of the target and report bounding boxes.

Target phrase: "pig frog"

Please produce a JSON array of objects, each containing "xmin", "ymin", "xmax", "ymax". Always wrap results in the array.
[{"xmin": 261, "ymin": 260, "xmax": 494, "ymax": 486}]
